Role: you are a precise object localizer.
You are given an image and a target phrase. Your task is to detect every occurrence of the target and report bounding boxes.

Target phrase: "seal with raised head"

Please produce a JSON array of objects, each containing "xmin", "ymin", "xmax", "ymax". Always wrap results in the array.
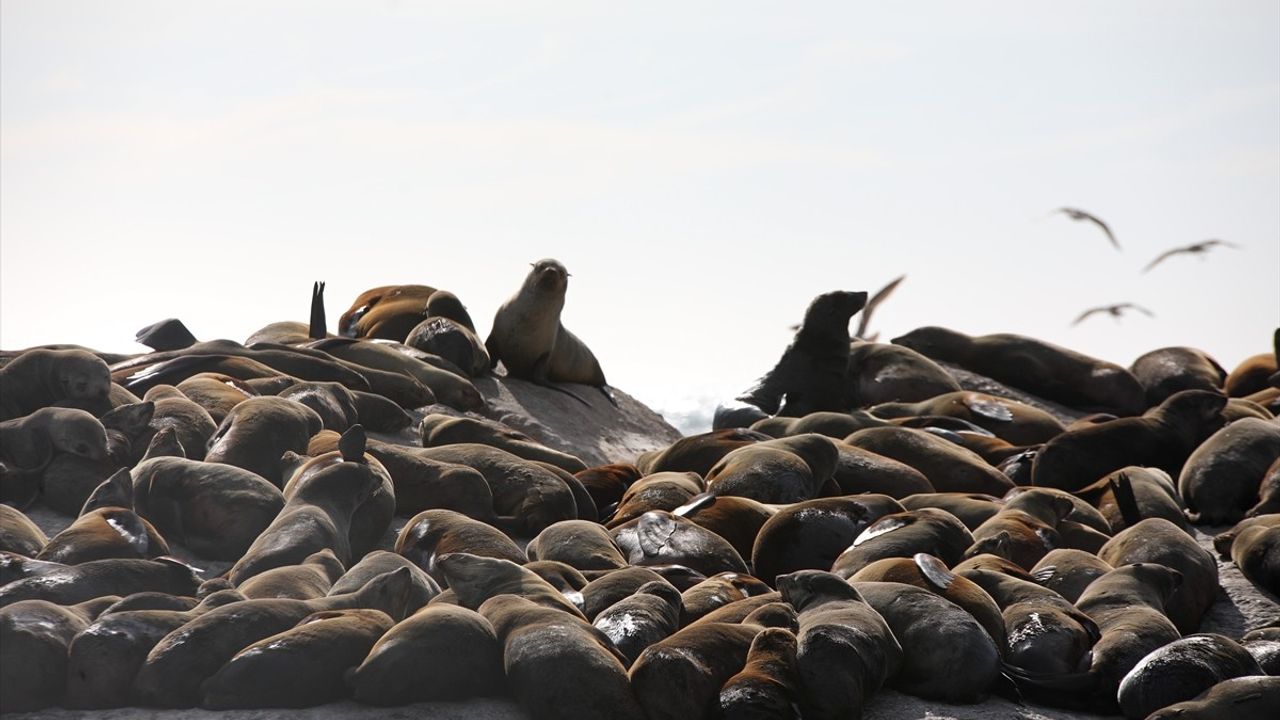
[
  {"xmin": 0, "ymin": 348, "xmax": 112, "ymax": 421},
  {"xmin": 715, "ymin": 290, "xmax": 868, "ymax": 428},
  {"xmin": 486, "ymin": 258, "xmax": 614, "ymax": 404},
  {"xmin": 718, "ymin": 626, "xmax": 800, "ymax": 720}
]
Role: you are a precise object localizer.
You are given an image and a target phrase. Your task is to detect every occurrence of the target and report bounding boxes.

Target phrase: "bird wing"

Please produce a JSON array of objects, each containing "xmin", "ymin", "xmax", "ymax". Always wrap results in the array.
[
  {"xmin": 1080, "ymin": 212, "xmax": 1120, "ymax": 250},
  {"xmin": 856, "ymin": 274, "xmax": 906, "ymax": 338},
  {"xmin": 1129, "ymin": 304, "xmax": 1156, "ymax": 318},
  {"xmin": 1142, "ymin": 247, "xmax": 1182, "ymax": 273},
  {"xmin": 1072, "ymin": 307, "xmax": 1104, "ymax": 326},
  {"xmin": 1205, "ymin": 239, "xmax": 1242, "ymax": 249}
]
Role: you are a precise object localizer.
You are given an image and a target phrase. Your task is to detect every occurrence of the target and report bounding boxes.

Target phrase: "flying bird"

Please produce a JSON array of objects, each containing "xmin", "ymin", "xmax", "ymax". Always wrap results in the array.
[
  {"xmin": 1072, "ymin": 303, "xmax": 1155, "ymax": 326},
  {"xmin": 855, "ymin": 274, "xmax": 906, "ymax": 341},
  {"xmin": 1056, "ymin": 207, "xmax": 1120, "ymax": 250},
  {"xmin": 1142, "ymin": 239, "xmax": 1240, "ymax": 273}
]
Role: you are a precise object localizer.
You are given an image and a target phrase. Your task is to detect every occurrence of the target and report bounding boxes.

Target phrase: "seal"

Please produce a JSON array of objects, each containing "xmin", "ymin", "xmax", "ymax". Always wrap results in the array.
[
  {"xmin": 591, "ymin": 580, "xmax": 683, "ymax": 666},
  {"xmin": 853, "ymin": 580, "xmax": 1000, "ymax": 702},
  {"xmin": 525, "ymin": 519, "xmax": 629, "ymax": 573},
  {"xmin": 891, "ymin": 326, "xmax": 1146, "ymax": 415},
  {"xmin": 831, "ymin": 507, "xmax": 975, "ymax": 577},
  {"xmin": 777, "ymin": 570, "xmax": 903, "ymax": 720},
  {"xmin": 870, "ymin": 390, "xmax": 1066, "ymax": 445},
  {"xmin": 138, "ymin": 386, "xmax": 218, "ymax": 462},
  {"xmin": 326, "ymin": 550, "xmax": 440, "ymax": 616},
  {"xmin": 201, "ymin": 608, "xmax": 395, "ymax": 709},
  {"xmin": 280, "ymin": 430, "xmax": 395, "ymax": 561},
  {"xmin": 606, "ymin": 471, "xmax": 705, "ymax": 527},
  {"xmin": 751, "ymin": 410, "xmax": 889, "ymax": 440},
  {"xmin": 899, "ymin": 492, "xmax": 1002, "ymax": 530},
  {"xmin": 703, "ymin": 433, "xmax": 839, "ymax": 504},
  {"xmin": 437, "ymin": 552, "xmax": 584, "ymax": 617},
  {"xmin": 419, "ymin": 413, "xmax": 587, "ymax": 473},
  {"xmin": 0, "ymin": 348, "xmax": 112, "ymax": 421},
  {"xmin": 1032, "ymin": 389, "xmax": 1227, "ymax": 492},
  {"xmin": 394, "ymin": 509, "xmax": 527, "ymax": 586},
  {"xmin": 348, "ymin": 603, "xmax": 504, "ymax": 704},
  {"xmin": 63, "ymin": 589, "xmax": 246, "ymax": 709},
  {"xmin": 204, "ymin": 396, "xmax": 324, "ymax": 487},
  {"xmin": 236, "ymin": 549, "xmax": 345, "ymax": 600},
  {"xmin": 680, "ymin": 572, "xmax": 772, "ymax": 625},
  {"xmin": 131, "ymin": 456, "xmax": 285, "ymax": 561},
  {"xmin": 1117, "ymin": 633, "xmax": 1263, "ymax": 719},
  {"xmin": 485, "ymin": 258, "xmax": 614, "ymax": 404},
  {"xmin": 1030, "ymin": 548, "xmax": 1114, "ymax": 603},
  {"xmin": 1130, "ymin": 346, "xmax": 1227, "ymax": 406},
  {"xmin": 844, "ymin": 426, "xmax": 1014, "ymax": 496},
  {"xmin": 337, "ymin": 283, "xmax": 437, "ymax": 340},
  {"xmin": 629, "ymin": 619, "xmax": 762, "ymax": 720},
  {"xmin": 715, "ymin": 289, "xmax": 868, "ymax": 427},
  {"xmin": 845, "ymin": 340, "xmax": 962, "ymax": 407},
  {"xmin": 302, "ymin": 337, "xmax": 484, "ymax": 411},
  {"xmin": 675, "ymin": 494, "xmax": 776, "ymax": 563},
  {"xmin": 0, "ymin": 556, "xmax": 201, "ymax": 609},
  {"xmin": 1145, "ymin": 676, "xmax": 1280, "ymax": 720},
  {"xmin": 36, "ymin": 506, "xmax": 170, "ymax": 565},
  {"xmin": 751, "ymin": 494, "xmax": 904, "ymax": 586},
  {"xmin": 0, "ymin": 406, "xmax": 108, "ymax": 472},
  {"xmin": 359, "ymin": 441, "xmax": 495, "ymax": 520},
  {"xmin": 575, "ymin": 462, "xmax": 641, "ymax": 514},
  {"xmin": 172, "ymin": 372, "xmax": 257, "ymax": 425},
  {"xmin": 1075, "ymin": 466, "xmax": 1188, "ymax": 533},
  {"xmin": 1213, "ymin": 514, "xmax": 1280, "ymax": 595},
  {"xmin": 829, "ymin": 440, "xmax": 935, "ymax": 497},
  {"xmin": 132, "ymin": 568, "xmax": 413, "ymax": 708},
  {"xmin": 1179, "ymin": 416, "xmax": 1280, "ymax": 524},
  {"xmin": 417, "ymin": 443, "xmax": 580, "ymax": 535},
  {"xmin": 1099, "ymin": 517, "xmax": 1218, "ymax": 633},
  {"xmin": 406, "ymin": 316, "xmax": 490, "ymax": 378},
  {"xmin": 611, "ymin": 510, "xmax": 749, "ymax": 577},
  {"xmin": 482, "ymin": 593, "xmax": 644, "ymax": 720},
  {"xmin": 717, "ymin": 626, "xmax": 800, "ymax": 719},
  {"xmin": 0, "ymin": 503, "xmax": 47, "ymax": 556},
  {"xmin": 0, "ymin": 596, "xmax": 118, "ymax": 712},
  {"xmin": 636, "ymin": 427, "xmax": 772, "ymax": 477}
]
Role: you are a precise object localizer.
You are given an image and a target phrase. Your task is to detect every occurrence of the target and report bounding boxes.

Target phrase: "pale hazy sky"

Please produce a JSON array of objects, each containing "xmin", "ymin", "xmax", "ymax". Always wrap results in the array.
[{"xmin": 2, "ymin": 1, "xmax": 1277, "ymax": 424}]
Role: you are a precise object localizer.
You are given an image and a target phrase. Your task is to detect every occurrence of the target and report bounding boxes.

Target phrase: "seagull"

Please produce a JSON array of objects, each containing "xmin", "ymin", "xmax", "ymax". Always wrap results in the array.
[
  {"xmin": 1072, "ymin": 303, "xmax": 1155, "ymax": 326},
  {"xmin": 1142, "ymin": 239, "xmax": 1240, "ymax": 273},
  {"xmin": 855, "ymin": 274, "xmax": 906, "ymax": 341},
  {"xmin": 1056, "ymin": 207, "xmax": 1120, "ymax": 250}
]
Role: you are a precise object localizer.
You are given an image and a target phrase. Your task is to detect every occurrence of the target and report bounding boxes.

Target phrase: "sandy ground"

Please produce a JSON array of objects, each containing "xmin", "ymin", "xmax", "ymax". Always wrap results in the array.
[{"xmin": 6, "ymin": 374, "xmax": 1277, "ymax": 719}]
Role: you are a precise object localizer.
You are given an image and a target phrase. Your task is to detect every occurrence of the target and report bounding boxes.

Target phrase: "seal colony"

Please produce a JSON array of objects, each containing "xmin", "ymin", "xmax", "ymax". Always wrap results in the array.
[{"xmin": 1, "ymin": 266, "xmax": 1278, "ymax": 720}]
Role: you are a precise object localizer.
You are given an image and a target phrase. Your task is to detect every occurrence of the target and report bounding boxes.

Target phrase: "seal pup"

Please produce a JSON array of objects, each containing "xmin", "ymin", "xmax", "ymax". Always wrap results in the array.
[
  {"xmin": 715, "ymin": 289, "xmax": 868, "ymax": 427},
  {"xmin": 718, "ymin": 626, "xmax": 800, "ymax": 720},
  {"xmin": 486, "ymin": 258, "xmax": 615, "ymax": 405},
  {"xmin": 0, "ymin": 348, "xmax": 112, "ymax": 420}
]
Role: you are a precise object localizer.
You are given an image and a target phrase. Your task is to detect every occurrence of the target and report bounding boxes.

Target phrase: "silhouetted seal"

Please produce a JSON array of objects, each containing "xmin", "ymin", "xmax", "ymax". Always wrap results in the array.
[
  {"xmin": 1130, "ymin": 346, "xmax": 1227, "ymax": 406},
  {"xmin": 845, "ymin": 340, "xmax": 962, "ymax": 407},
  {"xmin": 715, "ymin": 290, "xmax": 868, "ymax": 427}
]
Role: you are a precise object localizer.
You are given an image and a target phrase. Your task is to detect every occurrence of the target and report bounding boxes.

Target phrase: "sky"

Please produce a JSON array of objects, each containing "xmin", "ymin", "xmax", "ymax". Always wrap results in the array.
[{"xmin": 2, "ymin": 1, "xmax": 1277, "ymax": 431}]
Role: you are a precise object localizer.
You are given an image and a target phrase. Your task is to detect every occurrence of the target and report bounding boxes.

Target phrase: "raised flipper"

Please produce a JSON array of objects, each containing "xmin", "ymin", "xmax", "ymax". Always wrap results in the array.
[
  {"xmin": 309, "ymin": 281, "xmax": 327, "ymax": 339},
  {"xmin": 1110, "ymin": 471, "xmax": 1143, "ymax": 529}
]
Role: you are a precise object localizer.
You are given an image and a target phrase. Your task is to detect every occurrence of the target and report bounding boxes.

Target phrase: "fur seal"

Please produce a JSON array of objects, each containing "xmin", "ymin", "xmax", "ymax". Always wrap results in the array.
[
  {"xmin": 718, "ymin": 626, "xmax": 800, "ymax": 720},
  {"xmin": 832, "ymin": 507, "xmax": 975, "ymax": 577},
  {"xmin": 1250, "ymin": 456, "xmax": 1280, "ymax": 516},
  {"xmin": 0, "ymin": 556, "xmax": 201, "ymax": 609},
  {"xmin": 133, "ymin": 567, "xmax": 412, "ymax": 707},
  {"xmin": 482, "ymin": 592, "xmax": 644, "ymax": 720},
  {"xmin": 899, "ymin": 492, "xmax": 1002, "ymax": 530},
  {"xmin": 1213, "ymin": 515, "xmax": 1280, "ymax": 595},
  {"xmin": 629, "ymin": 619, "xmax": 762, "ymax": 720},
  {"xmin": 1179, "ymin": 417, "xmax": 1280, "ymax": 524},
  {"xmin": 37, "ymin": 505, "xmax": 170, "ymax": 565},
  {"xmin": 751, "ymin": 495, "xmax": 904, "ymax": 586},
  {"xmin": 592, "ymin": 580, "xmax": 683, "ymax": 666},
  {"xmin": 891, "ymin": 326, "xmax": 1146, "ymax": 415},
  {"xmin": 1130, "ymin": 346, "xmax": 1227, "ymax": 406},
  {"xmin": 327, "ymin": 550, "xmax": 441, "ymax": 616},
  {"xmin": 406, "ymin": 316, "xmax": 490, "ymax": 378},
  {"xmin": 1075, "ymin": 466, "xmax": 1188, "ymax": 533},
  {"xmin": 0, "ymin": 406, "xmax": 108, "ymax": 472},
  {"xmin": 394, "ymin": 509, "xmax": 526, "ymax": 586},
  {"xmin": 138, "ymin": 385, "xmax": 218, "ymax": 461},
  {"xmin": 965, "ymin": 503, "xmax": 1068, "ymax": 570},
  {"xmin": 680, "ymin": 572, "xmax": 772, "ymax": 625},
  {"xmin": 0, "ymin": 348, "xmax": 112, "ymax": 421},
  {"xmin": 131, "ymin": 456, "xmax": 285, "ymax": 561},
  {"xmin": 280, "ymin": 430, "xmax": 394, "ymax": 561},
  {"xmin": 636, "ymin": 428, "xmax": 772, "ymax": 476},
  {"xmin": 777, "ymin": 569, "xmax": 902, "ymax": 720},
  {"xmin": 172, "ymin": 372, "xmax": 257, "ymax": 425},
  {"xmin": 486, "ymin": 258, "xmax": 614, "ymax": 403},
  {"xmin": 1032, "ymin": 389, "xmax": 1227, "ymax": 492},
  {"xmin": 204, "ymin": 396, "xmax": 324, "ymax": 487},
  {"xmin": 1099, "ymin": 517, "xmax": 1218, "ymax": 633},
  {"xmin": 703, "ymin": 434, "xmax": 838, "ymax": 504},
  {"xmin": 303, "ymin": 337, "xmax": 484, "ymax": 411},
  {"xmin": 201, "ymin": 608, "xmax": 395, "ymax": 709},
  {"xmin": 611, "ymin": 510, "xmax": 749, "ymax": 577},
  {"xmin": 751, "ymin": 410, "xmax": 889, "ymax": 440},
  {"xmin": 853, "ymin": 580, "xmax": 1000, "ymax": 702},
  {"xmin": 715, "ymin": 290, "xmax": 868, "ymax": 427},
  {"xmin": 675, "ymin": 494, "xmax": 776, "ymax": 563},
  {"xmin": 417, "ymin": 443, "xmax": 579, "ymax": 535},
  {"xmin": 348, "ymin": 603, "xmax": 504, "ymax": 704},
  {"xmin": 607, "ymin": 471, "xmax": 705, "ymax": 527},
  {"xmin": 526, "ymin": 519, "xmax": 628, "ymax": 573},
  {"xmin": 845, "ymin": 340, "xmax": 962, "ymax": 407},
  {"xmin": 575, "ymin": 462, "xmax": 641, "ymax": 514},
  {"xmin": 844, "ymin": 426, "xmax": 1014, "ymax": 496},
  {"xmin": 1145, "ymin": 676, "xmax": 1280, "ymax": 720},
  {"xmin": 1030, "ymin": 548, "xmax": 1114, "ymax": 603},
  {"xmin": 337, "ymin": 283, "xmax": 437, "ymax": 340},
  {"xmin": 870, "ymin": 390, "xmax": 1065, "ymax": 445},
  {"xmin": 438, "ymin": 552, "xmax": 583, "ymax": 617},
  {"xmin": 578, "ymin": 566, "xmax": 672, "ymax": 620},
  {"xmin": 62, "ymin": 589, "xmax": 246, "ymax": 709},
  {"xmin": 236, "ymin": 549, "xmax": 345, "ymax": 600},
  {"xmin": 1117, "ymin": 633, "xmax": 1263, "ymax": 719},
  {"xmin": 419, "ymin": 412, "xmax": 587, "ymax": 473},
  {"xmin": 0, "ymin": 596, "xmax": 117, "ymax": 712},
  {"xmin": 0, "ymin": 504, "xmax": 47, "ymax": 556}
]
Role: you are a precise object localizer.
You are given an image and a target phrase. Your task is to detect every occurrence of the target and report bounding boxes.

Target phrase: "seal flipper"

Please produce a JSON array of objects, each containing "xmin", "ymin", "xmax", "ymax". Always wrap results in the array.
[
  {"xmin": 1109, "ymin": 471, "xmax": 1143, "ymax": 529},
  {"xmin": 339, "ymin": 425, "xmax": 367, "ymax": 463},
  {"xmin": 309, "ymin": 281, "xmax": 327, "ymax": 339},
  {"xmin": 598, "ymin": 384, "xmax": 619, "ymax": 408},
  {"xmin": 81, "ymin": 467, "xmax": 134, "ymax": 515}
]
